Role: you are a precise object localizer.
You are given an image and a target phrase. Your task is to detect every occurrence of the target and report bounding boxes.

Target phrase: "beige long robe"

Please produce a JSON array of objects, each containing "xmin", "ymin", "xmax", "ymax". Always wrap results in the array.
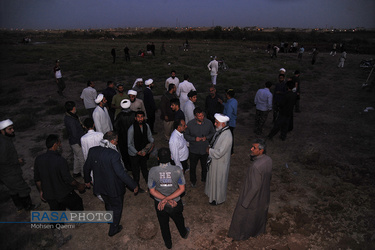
[
  {"xmin": 204, "ymin": 129, "xmax": 232, "ymax": 204},
  {"xmin": 228, "ymin": 154, "xmax": 272, "ymax": 240}
]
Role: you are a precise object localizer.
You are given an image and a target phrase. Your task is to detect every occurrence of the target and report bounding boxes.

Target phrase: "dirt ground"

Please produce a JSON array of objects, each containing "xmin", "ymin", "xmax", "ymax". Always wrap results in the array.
[{"xmin": 1, "ymin": 41, "xmax": 375, "ymax": 250}]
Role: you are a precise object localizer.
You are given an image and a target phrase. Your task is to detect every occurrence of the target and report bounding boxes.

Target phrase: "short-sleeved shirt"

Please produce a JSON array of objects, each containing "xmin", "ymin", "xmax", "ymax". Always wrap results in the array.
[
  {"xmin": 34, "ymin": 150, "xmax": 75, "ymax": 201},
  {"xmin": 148, "ymin": 163, "xmax": 185, "ymax": 202}
]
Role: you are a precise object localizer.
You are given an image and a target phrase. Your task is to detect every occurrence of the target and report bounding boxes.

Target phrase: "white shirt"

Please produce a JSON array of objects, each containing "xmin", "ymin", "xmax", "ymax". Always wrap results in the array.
[
  {"xmin": 92, "ymin": 106, "xmax": 113, "ymax": 134},
  {"xmin": 169, "ymin": 129, "xmax": 189, "ymax": 169},
  {"xmin": 55, "ymin": 70, "xmax": 62, "ymax": 79},
  {"xmin": 165, "ymin": 76, "xmax": 180, "ymax": 91},
  {"xmin": 176, "ymin": 80, "xmax": 196, "ymax": 110},
  {"xmin": 80, "ymin": 130, "xmax": 104, "ymax": 160},
  {"xmin": 80, "ymin": 86, "xmax": 98, "ymax": 109},
  {"xmin": 207, "ymin": 59, "xmax": 219, "ymax": 75},
  {"xmin": 254, "ymin": 88, "xmax": 273, "ymax": 111},
  {"xmin": 183, "ymin": 99, "xmax": 195, "ymax": 123}
]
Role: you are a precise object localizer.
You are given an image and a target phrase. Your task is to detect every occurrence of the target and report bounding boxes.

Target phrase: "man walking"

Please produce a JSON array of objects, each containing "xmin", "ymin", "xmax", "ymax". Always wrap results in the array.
[
  {"xmin": 254, "ymin": 82, "xmax": 273, "ymax": 135},
  {"xmin": 64, "ymin": 101, "xmax": 85, "ymax": 177},
  {"xmin": 148, "ymin": 147, "xmax": 190, "ymax": 249},
  {"xmin": 80, "ymin": 118, "xmax": 103, "ymax": 160},
  {"xmin": 0, "ymin": 119, "xmax": 38, "ymax": 212},
  {"xmin": 84, "ymin": 131, "xmax": 138, "ymax": 237},
  {"xmin": 228, "ymin": 139, "xmax": 272, "ymax": 240},
  {"xmin": 54, "ymin": 59, "xmax": 65, "ymax": 96},
  {"xmin": 205, "ymin": 114, "xmax": 232, "ymax": 205},
  {"xmin": 207, "ymin": 56, "xmax": 219, "ymax": 85},
  {"xmin": 169, "ymin": 119, "xmax": 189, "ymax": 173},
  {"xmin": 93, "ymin": 94, "xmax": 113, "ymax": 134},
  {"xmin": 184, "ymin": 107, "xmax": 215, "ymax": 188},
  {"xmin": 80, "ymin": 81, "xmax": 97, "ymax": 118},
  {"xmin": 128, "ymin": 111, "xmax": 154, "ymax": 193}
]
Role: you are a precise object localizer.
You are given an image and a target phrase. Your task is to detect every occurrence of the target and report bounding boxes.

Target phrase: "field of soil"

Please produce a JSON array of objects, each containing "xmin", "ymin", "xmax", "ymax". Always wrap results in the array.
[{"xmin": 0, "ymin": 36, "xmax": 374, "ymax": 249}]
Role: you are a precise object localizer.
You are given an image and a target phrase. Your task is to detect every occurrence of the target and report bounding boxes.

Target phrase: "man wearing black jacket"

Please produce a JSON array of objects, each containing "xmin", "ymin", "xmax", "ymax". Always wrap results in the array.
[
  {"xmin": 84, "ymin": 131, "xmax": 138, "ymax": 237},
  {"xmin": 268, "ymin": 81, "xmax": 297, "ymax": 141}
]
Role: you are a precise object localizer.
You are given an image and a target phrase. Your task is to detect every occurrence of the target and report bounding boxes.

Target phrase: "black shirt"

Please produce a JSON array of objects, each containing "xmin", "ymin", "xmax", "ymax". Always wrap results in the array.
[{"xmin": 34, "ymin": 150, "xmax": 74, "ymax": 201}]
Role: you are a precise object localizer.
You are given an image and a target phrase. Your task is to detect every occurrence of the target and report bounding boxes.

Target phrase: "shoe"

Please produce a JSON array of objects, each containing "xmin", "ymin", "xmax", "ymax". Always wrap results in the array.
[
  {"xmin": 209, "ymin": 200, "xmax": 217, "ymax": 206},
  {"xmin": 191, "ymin": 183, "xmax": 196, "ymax": 188},
  {"xmin": 73, "ymin": 173, "xmax": 82, "ymax": 178},
  {"xmin": 25, "ymin": 203, "xmax": 40, "ymax": 211},
  {"xmin": 165, "ymin": 241, "xmax": 172, "ymax": 249},
  {"xmin": 183, "ymin": 227, "xmax": 190, "ymax": 239},
  {"xmin": 108, "ymin": 225, "xmax": 123, "ymax": 237}
]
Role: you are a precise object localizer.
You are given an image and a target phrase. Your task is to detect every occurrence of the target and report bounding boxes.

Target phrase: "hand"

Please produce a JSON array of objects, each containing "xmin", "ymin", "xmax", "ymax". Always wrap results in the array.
[
  {"xmin": 164, "ymin": 116, "xmax": 169, "ymax": 121},
  {"xmin": 206, "ymin": 147, "xmax": 210, "ymax": 154},
  {"xmin": 218, "ymin": 98, "xmax": 223, "ymax": 104},
  {"xmin": 158, "ymin": 199, "xmax": 168, "ymax": 211},
  {"xmin": 134, "ymin": 186, "xmax": 139, "ymax": 194},
  {"xmin": 40, "ymin": 192, "xmax": 46, "ymax": 202},
  {"xmin": 168, "ymin": 200, "xmax": 177, "ymax": 208},
  {"xmin": 85, "ymin": 183, "xmax": 91, "ymax": 189},
  {"xmin": 77, "ymin": 183, "xmax": 86, "ymax": 193},
  {"xmin": 201, "ymin": 137, "xmax": 206, "ymax": 142},
  {"xmin": 195, "ymin": 137, "xmax": 201, "ymax": 142},
  {"xmin": 137, "ymin": 151, "xmax": 143, "ymax": 156},
  {"xmin": 18, "ymin": 158, "xmax": 25, "ymax": 165}
]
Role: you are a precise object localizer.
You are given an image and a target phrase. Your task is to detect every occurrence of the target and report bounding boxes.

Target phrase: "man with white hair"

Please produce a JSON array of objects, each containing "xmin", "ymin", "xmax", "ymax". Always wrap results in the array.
[
  {"xmin": 144, "ymin": 79, "xmax": 157, "ymax": 134},
  {"xmin": 128, "ymin": 89, "xmax": 147, "ymax": 119},
  {"xmin": 207, "ymin": 56, "xmax": 219, "ymax": 85},
  {"xmin": 0, "ymin": 119, "xmax": 39, "ymax": 212},
  {"xmin": 132, "ymin": 78, "xmax": 144, "ymax": 101},
  {"xmin": 93, "ymin": 94, "xmax": 113, "ymax": 134},
  {"xmin": 205, "ymin": 113, "xmax": 233, "ymax": 205}
]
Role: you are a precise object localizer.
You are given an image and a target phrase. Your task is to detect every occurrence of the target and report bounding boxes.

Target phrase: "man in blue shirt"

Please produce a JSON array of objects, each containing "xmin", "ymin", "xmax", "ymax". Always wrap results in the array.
[
  {"xmin": 220, "ymin": 89, "xmax": 237, "ymax": 154},
  {"xmin": 254, "ymin": 82, "xmax": 273, "ymax": 135}
]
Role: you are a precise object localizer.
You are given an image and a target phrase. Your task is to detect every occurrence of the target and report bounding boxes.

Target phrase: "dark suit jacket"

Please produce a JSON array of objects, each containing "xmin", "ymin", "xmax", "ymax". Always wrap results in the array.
[
  {"xmin": 84, "ymin": 146, "xmax": 137, "ymax": 197},
  {"xmin": 144, "ymin": 87, "xmax": 156, "ymax": 116}
]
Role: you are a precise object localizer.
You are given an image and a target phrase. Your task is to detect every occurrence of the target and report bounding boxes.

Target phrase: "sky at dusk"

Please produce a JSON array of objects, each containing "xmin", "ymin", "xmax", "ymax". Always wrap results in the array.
[{"xmin": 1, "ymin": 0, "xmax": 374, "ymax": 30}]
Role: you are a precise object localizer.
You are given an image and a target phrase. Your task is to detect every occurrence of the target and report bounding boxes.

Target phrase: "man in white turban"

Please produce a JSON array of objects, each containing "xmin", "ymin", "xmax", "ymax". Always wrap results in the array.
[
  {"xmin": 128, "ymin": 90, "xmax": 147, "ymax": 119},
  {"xmin": 204, "ymin": 113, "xmax": 232, "ymax": 205},
  {"xmin": 132, "ymin": 78, "xmax": 144, "ymax": 101},
  {"xmin": 93, "ymin": 94, "xmax": 113, "ymax": 134}
]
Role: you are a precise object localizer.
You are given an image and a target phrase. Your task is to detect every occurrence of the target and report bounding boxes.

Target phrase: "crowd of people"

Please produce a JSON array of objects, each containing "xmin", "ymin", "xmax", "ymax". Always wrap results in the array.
[{"xmin": 1, "ymin": 54, "xmax": 314, "ymax": 248}]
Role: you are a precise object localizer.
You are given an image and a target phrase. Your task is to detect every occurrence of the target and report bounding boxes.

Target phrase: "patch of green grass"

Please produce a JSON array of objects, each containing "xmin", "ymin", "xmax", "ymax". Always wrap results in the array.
[
  {"xmin": 14, "ymin": 114, "xmax": 36, "ymax": 131},
  {"xmin": 33, "ymin": 134, "xmax": 48, "ymax": 143},
  {"xmin": 29, "ymin": 146, "xmax": 45, "ymax": 155},
  {"xmin": 45, "ymin": 105, "xmax": 65, "ymax": 115}
]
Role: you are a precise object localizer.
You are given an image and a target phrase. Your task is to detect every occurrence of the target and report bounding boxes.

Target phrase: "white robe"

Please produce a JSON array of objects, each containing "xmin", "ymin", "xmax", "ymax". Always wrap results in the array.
[
  {"xmin": 92, "ymin": 106, "xmax": 113, "ymax": 134},
  {"xmin": 205, "ymin": 129, "xmax": 232, "ymax": 204}
]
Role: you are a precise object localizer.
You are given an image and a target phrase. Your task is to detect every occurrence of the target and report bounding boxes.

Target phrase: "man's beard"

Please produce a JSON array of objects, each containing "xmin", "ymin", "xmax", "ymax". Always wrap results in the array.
[
  {"xmin": 118, "ymin": 90, "xmax": 124, "ymax": 93},
  {"xmin": 171, "ymin": 76, "xmax": 175, "ymax": 79},
  {"xmin": 5, "ymin": 132, "xmax": 15, "ymax": 137},
  {"xmin": 215, "ymin": 125, "xmax": 223, "ymax": 131},
  {"xmin": 130, "ymin": 98, "xmax": 135, "ymax": 103}
]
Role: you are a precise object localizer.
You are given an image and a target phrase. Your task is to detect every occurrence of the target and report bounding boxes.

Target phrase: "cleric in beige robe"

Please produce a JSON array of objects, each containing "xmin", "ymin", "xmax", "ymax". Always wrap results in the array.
[
  {"xmin": 205, "ymin": 114, "xmax": 233, "ymax": 205},
  {"xmin": 228, "ymin": 138, "xmax": 272, "ymax": 240}
]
